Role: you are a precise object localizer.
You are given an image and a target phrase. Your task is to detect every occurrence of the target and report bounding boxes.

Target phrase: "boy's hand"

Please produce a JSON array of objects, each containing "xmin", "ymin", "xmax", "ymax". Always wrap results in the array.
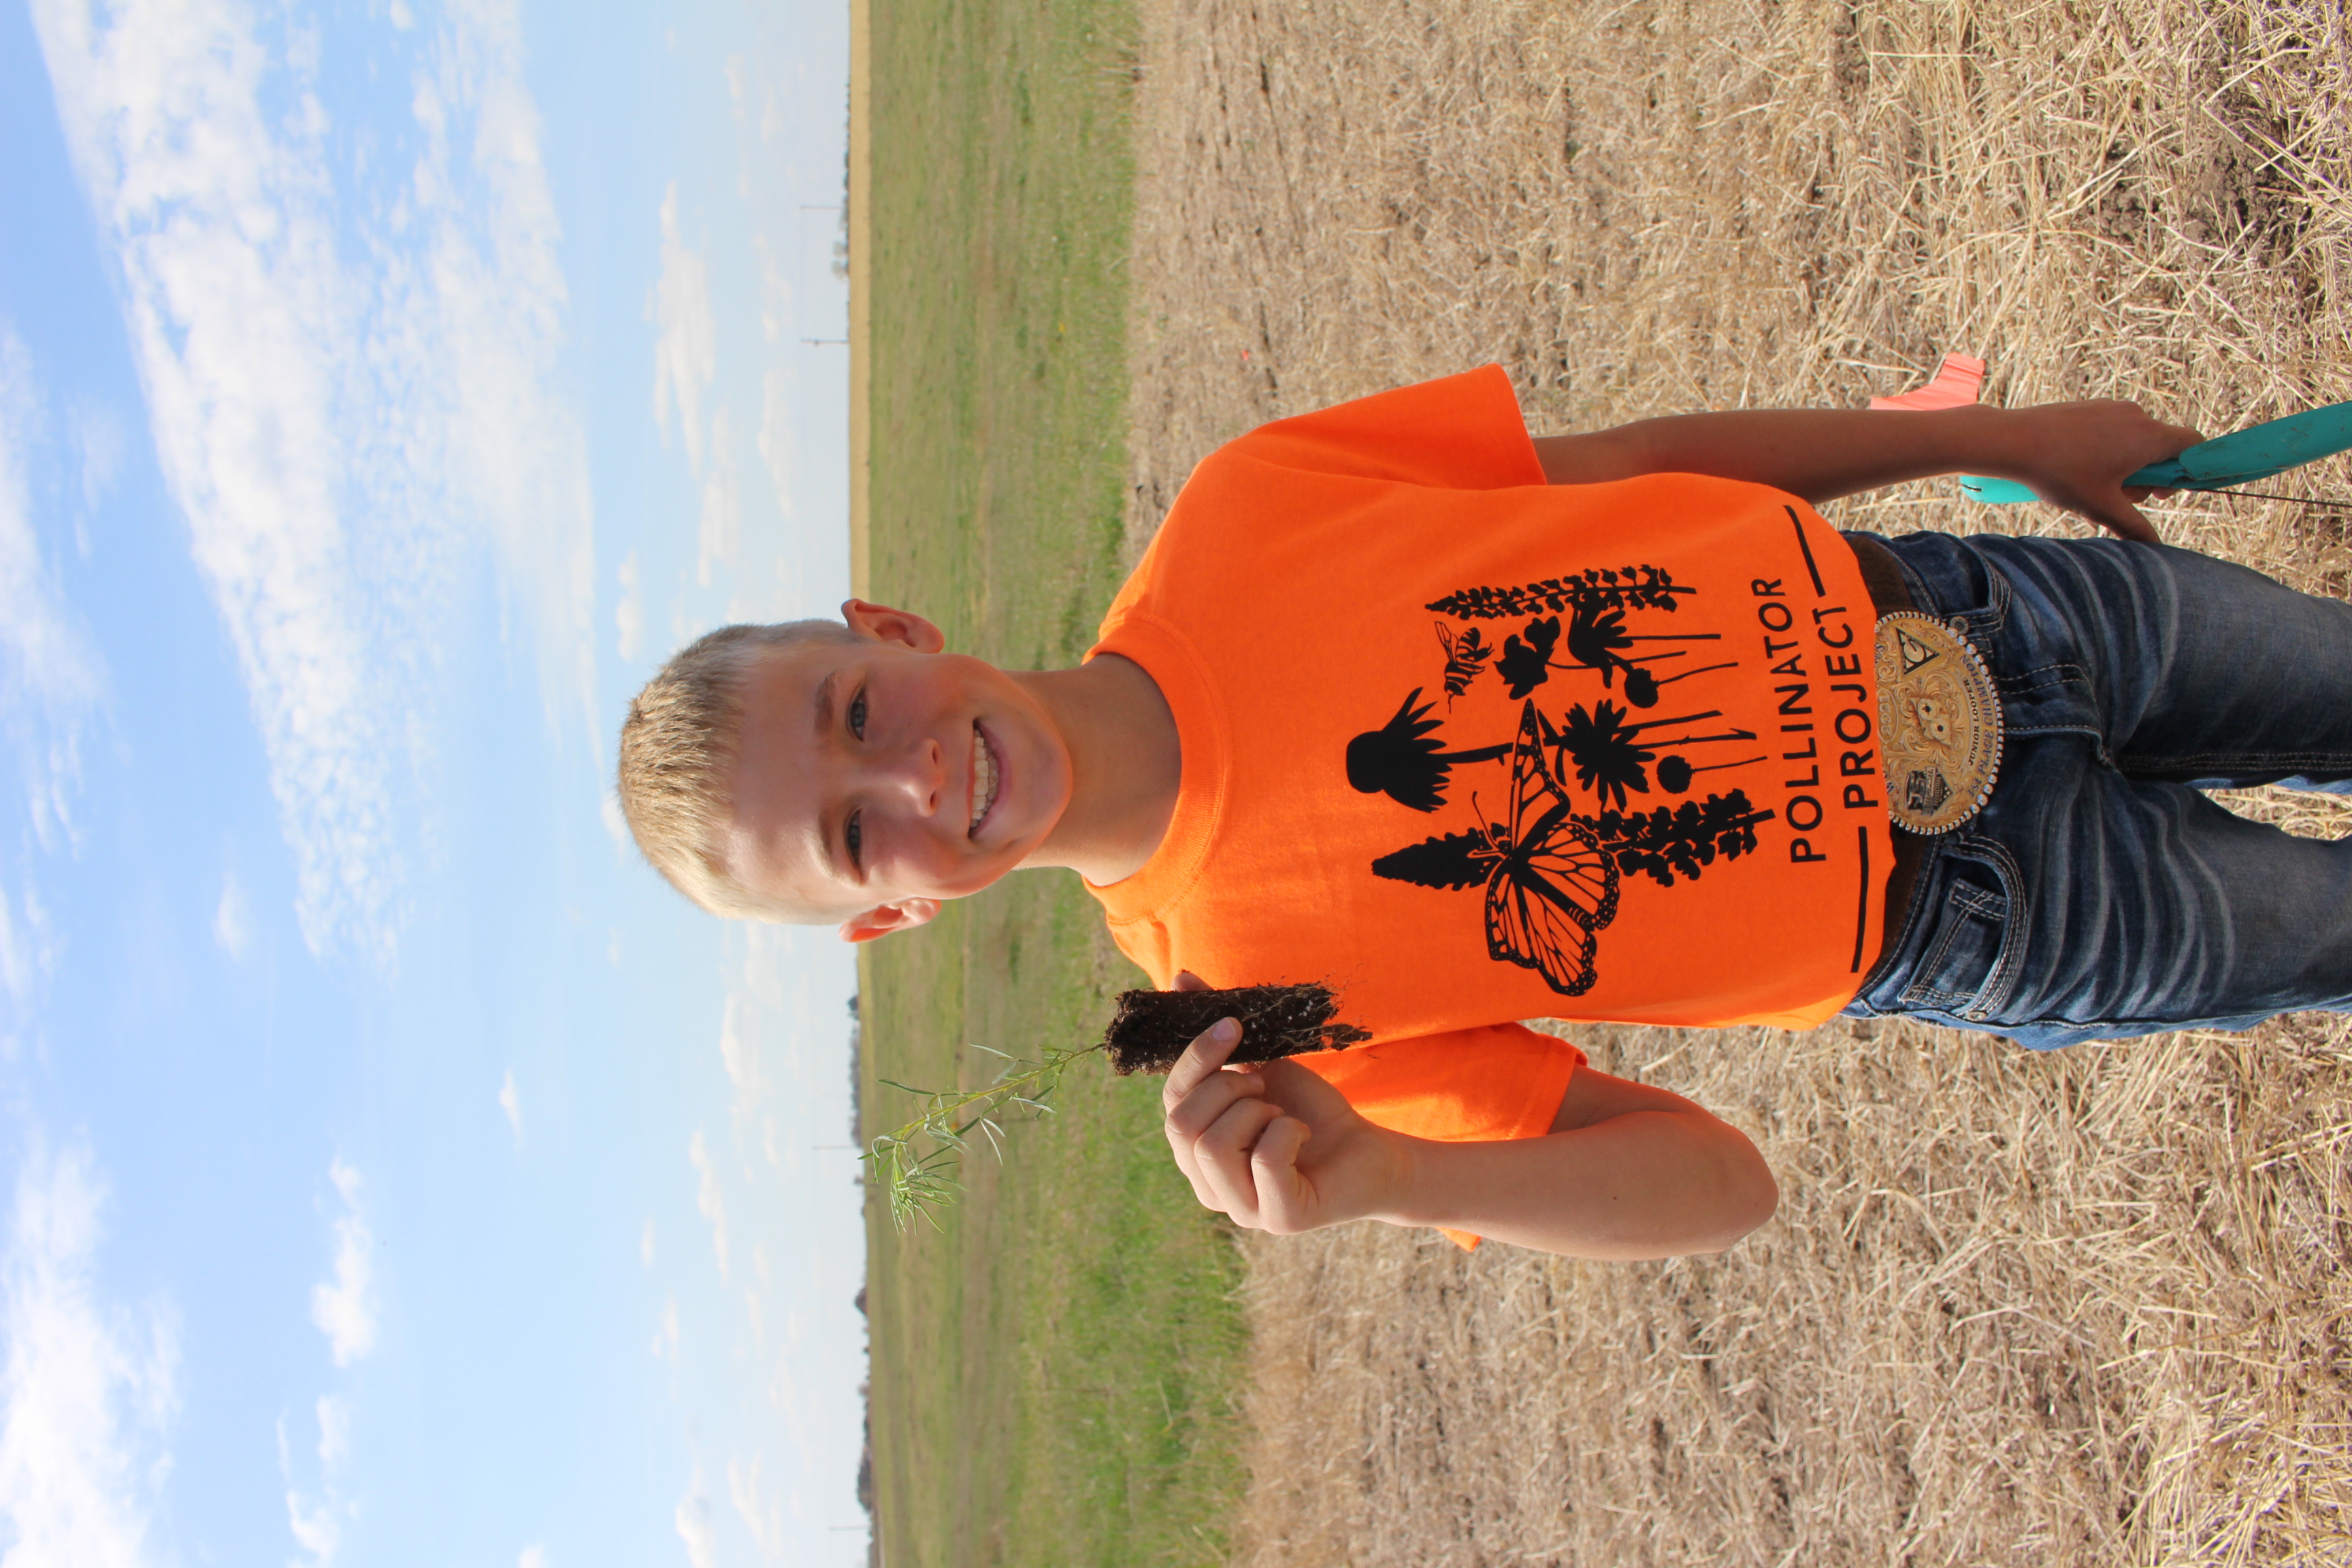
[
  {"xmin": 1993, "ymin": 399, "xmax": 2204, "ymax": 544},
  {"xmin": 1158, "ymin": 972, "xmax": 1405, "ymax": 1235}
]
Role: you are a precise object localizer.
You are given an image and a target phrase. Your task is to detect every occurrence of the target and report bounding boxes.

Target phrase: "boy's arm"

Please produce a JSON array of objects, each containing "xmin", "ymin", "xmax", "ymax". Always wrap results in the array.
[
  {"xmin": 1531, "ymin": 400, "xmax": 2203, "ymax": 544},
  {"xmin": 1161, "ymin": 1013, "xmax": 1776, "ymax": 1259}
]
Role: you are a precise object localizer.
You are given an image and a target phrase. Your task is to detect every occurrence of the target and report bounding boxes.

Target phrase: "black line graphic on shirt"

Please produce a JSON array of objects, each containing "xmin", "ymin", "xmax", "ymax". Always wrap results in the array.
[{"xmin": 1348, "ymin": 566, "xmax": 1771, "ymax": 997}]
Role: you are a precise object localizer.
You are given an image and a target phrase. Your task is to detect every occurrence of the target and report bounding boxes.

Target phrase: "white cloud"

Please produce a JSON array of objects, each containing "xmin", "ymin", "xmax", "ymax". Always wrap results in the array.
[
  {"xmin": 757, "ymin": 238, "xmax": 792, "ymax": 346},
  {"xmin": 212, "ymin": 870, "xmax": 251, "ymax": 960},
  {"xmin": 717, "ymin": 996, "xmax": 762, "ymax": 1113},
  {"xmin": 314, "ymin": 1394, "xmax": 350, "ymax": 1472},
  {"xmin": 0, "ymin": 325, "xmax": 102, "ymax": 856},
  {"xmin": 651, "ymin": 1294, "xmax": 678, "ymax": 1364},
  {"xmin": 31, "ymin": 0, "xmax": 600, "ymax": 961},
  {"xmin": 756, "ymin": 368, "xmax": 796, "ymax": 527},
  {"xmin": 727, "ymin": 1452, "xmax": 786, "ymax": 1560},
  {"xmin": 674, "ymin": 1467, "xmax": 717, "ymax": 1568},
  {"xmin": 615, "ymin": 549, "xmax": 644, "ymax": 662},
  {"xmin": 497, "ymin": 1071, "xmax": 521, "ymax": 1147},
  {"xmin": 71, "ymin": 401, "xmax": 124, "ymax": 519},
  {"xmin": 0, "ymin": 1139, "xmax": 179, "ymax": 1568},
  {"xmin": 687, "ymin": 1130, "xmax": 729, "ymax": 1281},
  {"xmin": 286, "ymin": 1483, "xmax": 340, "ymax": 1565},
  {"xmin": 696, "ymin": 409, "xmax": 740, "ymax": 588},
  {"xmin": 309, "ymin": 1160, "xmax": 378, "ymax": 1368},
  {"xmin": 0, "ymin": 887, "xmax": 36, "ymax": 1016},
  {"xmin": 518, "ymin": 1546, "xmax": 546, "ymax": 1568},
  {"xmin": 281, "ymin": 1392, "xmax": 355, "ymax": 1568},
  {"xmin": 651, "ymin": 184, "xmax": 715, "ymax": 474}
]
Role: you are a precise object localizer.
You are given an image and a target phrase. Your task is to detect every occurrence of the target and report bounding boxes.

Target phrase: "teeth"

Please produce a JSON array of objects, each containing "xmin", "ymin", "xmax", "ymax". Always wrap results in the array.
[{"xmin": 970, "ymin": 727, "xmax": 999, "ymax": 834}]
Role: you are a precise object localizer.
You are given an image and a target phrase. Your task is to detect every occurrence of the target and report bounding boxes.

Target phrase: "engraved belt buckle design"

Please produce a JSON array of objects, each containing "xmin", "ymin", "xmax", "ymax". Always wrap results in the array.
[{"xmin": 1874, "ymin": 610, "xmax": 2003, "ymax": 834}]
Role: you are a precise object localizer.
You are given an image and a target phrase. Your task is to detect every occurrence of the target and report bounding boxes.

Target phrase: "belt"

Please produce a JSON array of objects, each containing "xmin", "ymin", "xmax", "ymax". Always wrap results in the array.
[{"xmin": 1846, "ymin": 534, "xmax": 1934, "ymax": 977}]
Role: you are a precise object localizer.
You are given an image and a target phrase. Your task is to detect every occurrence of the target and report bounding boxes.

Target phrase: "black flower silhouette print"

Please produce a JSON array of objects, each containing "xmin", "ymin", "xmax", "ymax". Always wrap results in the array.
[
  {"xmin": 1372, "ymin": 704, "xmax": 1620, "ymax": 996},
  {"xmin": 1356, "ymin": 559, "xmax": 1774, "ymax": 998},
  {"xmin": 1345, "ymin": 688, "xmax": 1514, "ymax": 811},
  {"xmin": 1426, "ymin": 564, "xmax": 1693, "ymax": 622},
  {"xmin": 1369, "ymin": 702, "xmax": 1776, "ymax": 996},
  {"xmin": 1584, "ymin": 793, "xmax": 1774, "ymax": 888},
  {"xmin": 1497, "ymin": 616, "xmax": 1563, "ymax": 698},
  {"xmin": 1542, "ymin": 702, "xmax": 1761, "ymax": 811}
]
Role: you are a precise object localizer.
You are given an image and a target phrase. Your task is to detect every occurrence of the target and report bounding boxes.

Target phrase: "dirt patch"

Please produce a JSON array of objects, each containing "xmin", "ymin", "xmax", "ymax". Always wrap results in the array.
[{"xmin": 1122, "ymin": 0, "xmax": 2352, "ymax": 1560}]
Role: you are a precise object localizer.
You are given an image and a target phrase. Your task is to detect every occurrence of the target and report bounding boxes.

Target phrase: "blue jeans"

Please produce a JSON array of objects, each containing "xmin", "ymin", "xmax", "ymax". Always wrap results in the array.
[{"xmin": 1842, "ymin": 531, "xmax": 2352, "ymax": 1048}]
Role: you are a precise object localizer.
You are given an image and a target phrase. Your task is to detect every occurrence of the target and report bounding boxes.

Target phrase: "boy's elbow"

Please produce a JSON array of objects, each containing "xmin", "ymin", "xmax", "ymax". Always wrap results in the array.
[
  {"xmin": 1731, "ymin": 1157, "xmax": 1781, "ymax": 1243},
  {"xmin": 1705, "ymin": 1140, "xmax": 1779, "ymax": 1252}
]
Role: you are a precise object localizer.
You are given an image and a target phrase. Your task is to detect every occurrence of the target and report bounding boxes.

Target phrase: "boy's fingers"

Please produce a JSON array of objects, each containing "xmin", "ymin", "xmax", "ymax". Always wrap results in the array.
[
  {"xmin": 2094, "ymin": 497, "xmax": 2161, "ymax": 544},
  {"xmin": 1162, "ymin": 1060, "xmax": 1267, "ymax": 1147},
  {"xmin": 1247, "ymin": 1117, "xmax": 1314, "ymax": 1233},
  {"xmin": 1171, "ymin": 969, "xmax": 1210, "ymax": 992},
  {"xmin": 1192, "ymin": 1098, "xmax": 1288, "ymax": 1223},
  {"xmin": 1161, "ymin": 1015, "xmax": 1243, "ymax": 1112}
]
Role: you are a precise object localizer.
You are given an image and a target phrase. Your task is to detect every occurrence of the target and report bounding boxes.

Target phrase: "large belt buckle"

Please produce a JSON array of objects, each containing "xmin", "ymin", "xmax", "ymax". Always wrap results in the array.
[{"xmin": 1874, "ymin": 611, "xmax": 2002, "ymax": 834}]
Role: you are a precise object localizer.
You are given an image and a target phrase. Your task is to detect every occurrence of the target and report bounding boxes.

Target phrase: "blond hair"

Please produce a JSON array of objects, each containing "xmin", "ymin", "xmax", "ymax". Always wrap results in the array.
[{"xmin": 617, "ymin": 619, "xmax": 861, "ymax": 921}]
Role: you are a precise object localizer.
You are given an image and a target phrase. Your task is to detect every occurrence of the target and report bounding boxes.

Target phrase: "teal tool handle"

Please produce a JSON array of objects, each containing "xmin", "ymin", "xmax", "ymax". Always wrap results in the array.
[
  {"xmin": 1961, "ymin": 461, "xmax": 2176, "ymax": 504},
  {"xmin": 1963, "ymin": 401, "xmax": 2352, "ymax": 504},
  {"xmin": 1958, "ymin": 475, "xmax": 2039, "ymax": 504}
]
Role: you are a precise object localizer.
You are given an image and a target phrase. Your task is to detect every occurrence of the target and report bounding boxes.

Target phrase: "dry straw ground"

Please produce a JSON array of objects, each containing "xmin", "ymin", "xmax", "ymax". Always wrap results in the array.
[{"xmin": 1118, "ymin": 0, "xmax": 2352, "ymax": 1561}]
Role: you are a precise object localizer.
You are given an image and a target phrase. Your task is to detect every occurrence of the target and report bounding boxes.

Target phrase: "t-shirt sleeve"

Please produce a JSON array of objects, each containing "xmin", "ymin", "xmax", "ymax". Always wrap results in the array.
[
  {"xmin": 1294, "ymin": 1020, "xmax": 1584, "ymax": 1251},
  {"xmin": 1220, "ymin": 365, "xmax": 1546, "ymax": 491}
]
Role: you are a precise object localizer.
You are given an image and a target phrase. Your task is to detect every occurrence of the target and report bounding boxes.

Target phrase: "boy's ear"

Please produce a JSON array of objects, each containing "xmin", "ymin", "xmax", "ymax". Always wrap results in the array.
[
  {"xmin": 841, "ymin": 600, "xmax": 947, "ymax": 655},
  {"xmin": 838, "ymin": 898, "xmax": 940, "ymax": 944}
]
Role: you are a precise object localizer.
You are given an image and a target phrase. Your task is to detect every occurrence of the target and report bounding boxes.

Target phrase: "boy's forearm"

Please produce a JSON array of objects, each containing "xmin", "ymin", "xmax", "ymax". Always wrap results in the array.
[
  {"xmin": 1375, "ymin": 1109, "xmax": 1778, "ymax": 1260},
  {"xmin": 1533, "ymin": 403, "xmax": 2030, "ymax": 504}
]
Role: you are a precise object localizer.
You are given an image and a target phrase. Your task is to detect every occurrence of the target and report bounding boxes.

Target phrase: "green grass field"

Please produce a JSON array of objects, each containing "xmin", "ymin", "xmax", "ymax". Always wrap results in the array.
[{"xmin": 858, "ymin": 2, "xmax": 1250, "ymax": 1563}]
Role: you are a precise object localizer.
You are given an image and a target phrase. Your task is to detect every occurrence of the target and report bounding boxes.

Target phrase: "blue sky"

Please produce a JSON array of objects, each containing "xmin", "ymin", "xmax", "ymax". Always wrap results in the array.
[{"xmin": 0, "ymin": 2, "xmax": 864, "ymax": 1566}]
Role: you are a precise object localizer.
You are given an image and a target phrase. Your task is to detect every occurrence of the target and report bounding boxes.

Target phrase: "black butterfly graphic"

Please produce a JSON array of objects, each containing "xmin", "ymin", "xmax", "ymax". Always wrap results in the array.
[{"xmin": 1473, "ymin": 703, "xmax": 1622, "ymax": 996}]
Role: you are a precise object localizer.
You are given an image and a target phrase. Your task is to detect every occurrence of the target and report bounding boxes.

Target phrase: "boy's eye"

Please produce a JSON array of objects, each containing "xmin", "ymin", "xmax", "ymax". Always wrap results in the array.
[
  {"xmin": 846, "ymin": 809, "xmax": 862, "ymax": 870},
  {"xmin": 848, "ymin": 687, "xmax": 868, "ymax": 740}
]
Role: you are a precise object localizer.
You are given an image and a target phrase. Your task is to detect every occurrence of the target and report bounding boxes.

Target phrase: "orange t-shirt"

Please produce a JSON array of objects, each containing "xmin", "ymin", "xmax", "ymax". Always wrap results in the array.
[{"xmin": 1086, "ymin": 368, "xmax": 1893, "ymax": 1179}]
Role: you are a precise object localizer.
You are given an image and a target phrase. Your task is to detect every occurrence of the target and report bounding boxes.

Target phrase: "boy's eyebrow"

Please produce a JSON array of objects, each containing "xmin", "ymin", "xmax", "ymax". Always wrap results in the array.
[
  {"xmin": 808, "ymin": 670, "xmax": 849, "ymax": 883},
  {"xmin": 813, "ymin": 670, "xmax": 836, "ymax": 739}
]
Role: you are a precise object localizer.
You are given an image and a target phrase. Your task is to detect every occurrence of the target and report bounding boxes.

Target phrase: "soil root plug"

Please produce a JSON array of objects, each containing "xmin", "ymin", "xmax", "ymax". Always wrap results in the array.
[{"xmin": 1104, "ymin": 982, "xmax": 1370, "ymax": 1075}]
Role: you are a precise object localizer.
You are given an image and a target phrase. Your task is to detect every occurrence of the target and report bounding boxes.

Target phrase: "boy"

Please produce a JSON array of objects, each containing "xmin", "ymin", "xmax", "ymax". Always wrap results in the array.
[{"xmin": 621, "ymin": 368, "xmax": 2352, "ymax": 1259}]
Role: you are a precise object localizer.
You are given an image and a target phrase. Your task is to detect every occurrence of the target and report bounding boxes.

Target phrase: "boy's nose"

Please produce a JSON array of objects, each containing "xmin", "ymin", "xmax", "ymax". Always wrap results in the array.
[{"xmin": 881, "ymin": 736, "xmax": 946, "ymax": 817}]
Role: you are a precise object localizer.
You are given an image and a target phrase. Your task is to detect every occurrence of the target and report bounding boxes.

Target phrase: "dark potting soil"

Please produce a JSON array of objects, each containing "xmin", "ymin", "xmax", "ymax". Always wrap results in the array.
[{"xmin": 1102, "ymin": 983, "xmax": 1371, "ymax": 1075}]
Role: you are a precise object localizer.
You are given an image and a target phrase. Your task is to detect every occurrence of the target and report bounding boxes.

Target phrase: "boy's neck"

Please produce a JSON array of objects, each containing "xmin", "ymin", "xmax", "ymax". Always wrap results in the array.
[{"xmin": 1011, "ymin": 653, "xmax": 1179, "ymax": 887}]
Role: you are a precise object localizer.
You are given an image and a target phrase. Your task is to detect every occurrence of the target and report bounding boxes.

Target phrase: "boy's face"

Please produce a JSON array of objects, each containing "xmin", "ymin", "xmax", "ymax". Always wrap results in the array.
[{"xmin": 721, "ymin": 601, "xmax": 1073, "ymax": 941}]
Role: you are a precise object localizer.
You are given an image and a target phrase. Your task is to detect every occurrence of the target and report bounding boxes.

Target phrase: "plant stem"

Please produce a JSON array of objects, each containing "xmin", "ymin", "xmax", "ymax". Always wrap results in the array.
[{"xmin": 864, "ymin": 1040, "xmax": 1110, "ymax": 1230}]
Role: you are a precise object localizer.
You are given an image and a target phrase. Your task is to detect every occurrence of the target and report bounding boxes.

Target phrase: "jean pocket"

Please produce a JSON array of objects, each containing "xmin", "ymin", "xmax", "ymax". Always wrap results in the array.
[{"xmin": 1897, "ymin": 846, "xmax": 2022, "ymax": 1020}]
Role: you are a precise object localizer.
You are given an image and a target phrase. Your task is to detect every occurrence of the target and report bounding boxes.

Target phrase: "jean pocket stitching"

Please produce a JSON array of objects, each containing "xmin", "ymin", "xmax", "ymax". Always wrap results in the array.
[
  {"xmin": 1898, "ymin": 887, "xmax": 2006, "ymax": 1009},
  {"xmin": 1895, "ymin": 840, "xmax": 2026, "ymax": 1016},
  {"xmin": 1963, "ymin": 832, "xmax": 2029, "ymax": 1017}
]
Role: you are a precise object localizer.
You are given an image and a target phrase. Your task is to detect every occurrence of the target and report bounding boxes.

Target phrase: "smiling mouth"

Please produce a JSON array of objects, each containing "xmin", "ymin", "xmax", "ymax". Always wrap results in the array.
[{"xmin": 969, "ymin": 723, "xmax": 1001, "ymax": 836}]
